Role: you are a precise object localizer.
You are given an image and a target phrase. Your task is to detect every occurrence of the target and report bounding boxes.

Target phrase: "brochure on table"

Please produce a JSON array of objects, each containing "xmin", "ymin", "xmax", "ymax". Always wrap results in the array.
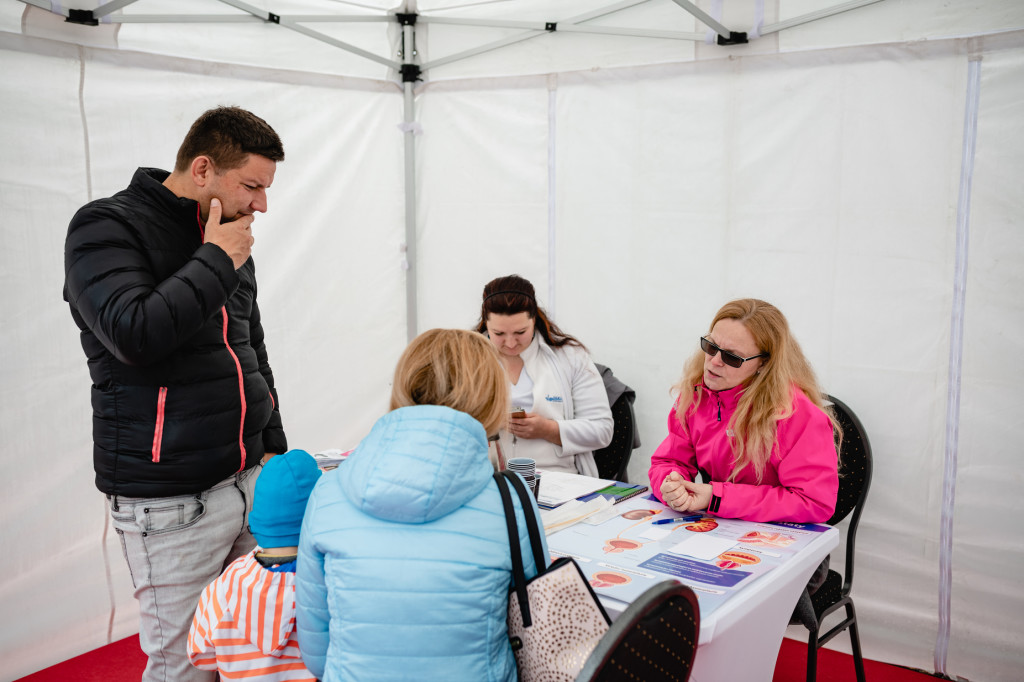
[
  {"xmin": 312, "ymin": 448, "xmax": 353, "ymax": 470},
  {"xmin": 545, "ymin": 495, "xmax": 830, "ymax": 618},
  {"xmin": 536, "ymin": 470, "xmax": 614, "ymax": 508}
]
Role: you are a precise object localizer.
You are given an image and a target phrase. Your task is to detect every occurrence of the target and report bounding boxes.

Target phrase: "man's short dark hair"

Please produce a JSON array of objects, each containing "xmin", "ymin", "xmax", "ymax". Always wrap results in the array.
[{"xmin": 174, "ymin": 106, "xmax": 284, "ymax": 172}]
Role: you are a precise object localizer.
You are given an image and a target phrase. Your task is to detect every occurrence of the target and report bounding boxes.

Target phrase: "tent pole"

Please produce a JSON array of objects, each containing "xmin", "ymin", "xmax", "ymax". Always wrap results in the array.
[
  {"xmin": 547, "ymin": 77, "xmax": 557, "ymax": 318},
  {"xmin": 402, "ymin": 19, "xmax": 419, "ymax": 342},
  {"xmin": 421, "ymin": 1, "xmax": 683, "ymax": 72},
  {"xmin": 422, "ymin": 16, "xmax": 702, "ymax": 42},
  {"xmin": 934, "ymin": 55, "xmax": 981, "ymax": 680},
  {"xmin": 760, "ymin": 0, "xmax": 886, "ymax": 35},
  {"xmin": 216, "ymin": 0, "xmax": 403, "ymax": 68},
  {"xmin": 91, "ymin": 0, "xmax": 141, "ymax": 20},
  {"xmin": 667, "ymin": 0, "xmax": 731, "ymax": 39}
]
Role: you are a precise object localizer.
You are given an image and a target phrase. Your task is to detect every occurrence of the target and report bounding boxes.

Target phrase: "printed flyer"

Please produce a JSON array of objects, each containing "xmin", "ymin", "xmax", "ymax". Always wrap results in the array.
[{"xmin": 546, "ymin": 495, "xmax": 830, "ymax": 617}]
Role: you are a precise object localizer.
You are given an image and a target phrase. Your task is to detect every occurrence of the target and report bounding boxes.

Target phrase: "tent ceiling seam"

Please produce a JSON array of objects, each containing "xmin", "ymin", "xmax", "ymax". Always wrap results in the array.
[
  {"xmin": 29, "ymin": 0, "xmax": 1010, "ymax": 86},
  {"xmin": 411, "ymin": 28, "xmax": 1022, "ymax": 93},
  {"xmin": 8, "ymin": 10, "xmax": 1022, "ymax": 91},
  {"xmin": 0, "ymin": 31, "xmax": 402, "ymax": 90}
]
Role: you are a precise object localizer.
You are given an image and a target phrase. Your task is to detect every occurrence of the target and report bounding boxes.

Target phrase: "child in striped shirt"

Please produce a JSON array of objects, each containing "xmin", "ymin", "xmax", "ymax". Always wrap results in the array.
[{"xmin": 188, "ymin": 449, "xmax": 321, "ymax": 681}]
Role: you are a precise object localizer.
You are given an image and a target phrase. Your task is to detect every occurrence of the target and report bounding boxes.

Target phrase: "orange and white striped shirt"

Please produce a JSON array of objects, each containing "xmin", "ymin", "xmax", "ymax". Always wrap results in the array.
[{"xmin": 189, "ymin": 551, "xmax": 316, "ymax": 681}]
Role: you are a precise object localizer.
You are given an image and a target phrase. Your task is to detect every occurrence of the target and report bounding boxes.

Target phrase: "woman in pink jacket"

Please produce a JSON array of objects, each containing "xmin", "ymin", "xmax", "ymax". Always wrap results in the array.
[{"xmin": 649, "ymin": 299, "xmax": 840, "ymax": 524}]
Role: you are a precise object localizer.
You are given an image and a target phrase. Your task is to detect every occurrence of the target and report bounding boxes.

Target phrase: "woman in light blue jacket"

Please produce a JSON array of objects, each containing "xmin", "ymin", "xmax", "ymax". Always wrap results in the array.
[{"xmin": 296, "ymin": 329, "xmax": 548, "ymax": 682}]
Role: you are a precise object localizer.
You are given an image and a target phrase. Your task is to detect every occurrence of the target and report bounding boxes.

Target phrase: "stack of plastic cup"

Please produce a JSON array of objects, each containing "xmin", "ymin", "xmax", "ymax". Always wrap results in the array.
[{"xmin": 506, "ymin": 457, "xmax": 537, "ymax": 496}]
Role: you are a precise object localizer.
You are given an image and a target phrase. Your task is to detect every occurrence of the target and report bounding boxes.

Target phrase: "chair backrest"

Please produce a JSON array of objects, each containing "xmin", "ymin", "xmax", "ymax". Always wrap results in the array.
[
  {"xmin": 575, "ymin": 581, "xmax": 700, "ymax": 682},
  {"xmin": 825, "ymin": 394, "xmax": 873, "ymax": 592},
  {"xmin": 592, "ymin": 363, "xmax": 639, "ymax": 483},
  {"xmin": 593, "ymin": 393, "xmax": 636, "ymax": 482}
]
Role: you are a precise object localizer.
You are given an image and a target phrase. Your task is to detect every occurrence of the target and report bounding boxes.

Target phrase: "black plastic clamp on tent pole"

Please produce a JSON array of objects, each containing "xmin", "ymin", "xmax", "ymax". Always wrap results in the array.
[
  {"xmin": 397, "ymin": 13, "xmax": 418, "ymax": 26},
  {"xmin": 717, "ymin": 31, "xmax": 748, "ymax": 46},
  {"xmin": 267, "ymin": 13, "xmax": 280, "ymax": 24},
  {"xmin": 400, "ymin": 64, "xmax": 422, "ymax": 83},
  {"xmin": 66, "ymin": 9, "xmax": 98, "ymax": 26},
  {"xmin": 545, "ymin": 22, "xmax": 557, "ymax": 32}
]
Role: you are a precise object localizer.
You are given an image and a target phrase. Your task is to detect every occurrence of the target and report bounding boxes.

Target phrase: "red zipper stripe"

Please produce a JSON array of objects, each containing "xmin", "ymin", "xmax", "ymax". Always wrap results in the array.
[
  {"xmin": 151, "ymin": 386, "xmax": 168, "ymax": 462},
  {"xmin": 221, "ymin": 307, "xmax": 248, "ymax": 471},
  {"xmin": 196, "ymin": 204, "xmax": 205, "ymax": 242}
]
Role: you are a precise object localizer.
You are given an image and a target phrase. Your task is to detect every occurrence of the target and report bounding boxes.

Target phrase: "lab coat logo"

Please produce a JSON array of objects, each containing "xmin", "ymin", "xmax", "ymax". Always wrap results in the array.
[{"xmin": 545, "ymin": 394, "xmax": 563, "ymax": 403}]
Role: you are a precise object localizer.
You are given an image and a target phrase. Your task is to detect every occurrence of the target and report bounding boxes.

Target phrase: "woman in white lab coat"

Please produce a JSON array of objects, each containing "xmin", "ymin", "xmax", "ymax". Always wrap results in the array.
[{"xmin": 475, "ymin": 274, "xmax": 613, "ymax": 476}]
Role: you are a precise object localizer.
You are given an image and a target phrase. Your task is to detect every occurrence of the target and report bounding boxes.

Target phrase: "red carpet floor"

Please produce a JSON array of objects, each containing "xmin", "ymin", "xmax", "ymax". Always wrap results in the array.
[
  {"xmin": 772, "ymin": 637, "xmax": 940, "ymax": 682},
  {"xmin": 16, "ymin": 634, "xmax": 940, "ymax": 681}
]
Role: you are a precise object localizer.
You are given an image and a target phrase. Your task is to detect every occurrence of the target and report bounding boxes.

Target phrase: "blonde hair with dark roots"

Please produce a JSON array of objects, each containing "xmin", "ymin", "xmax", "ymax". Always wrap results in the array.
[
  {"xmin": 673, "ymin": 299, "xmax": 841, "ymax": 483},
  {"xmin": 390, "ymin": 329, "xmax": 509, "ymax": 437}
]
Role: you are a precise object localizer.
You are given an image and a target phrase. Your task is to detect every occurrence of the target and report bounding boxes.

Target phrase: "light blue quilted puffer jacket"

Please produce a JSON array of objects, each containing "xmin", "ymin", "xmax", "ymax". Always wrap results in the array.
[{"xmin": 296, "ymin": 405, "xmax": 546, "ymax": 682}]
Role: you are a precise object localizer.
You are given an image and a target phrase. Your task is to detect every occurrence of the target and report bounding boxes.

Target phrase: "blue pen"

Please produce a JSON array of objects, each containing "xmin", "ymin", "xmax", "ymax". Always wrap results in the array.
[{"xmin": 651, "ymin": 515, "xmax": 704, "ymax": 525}]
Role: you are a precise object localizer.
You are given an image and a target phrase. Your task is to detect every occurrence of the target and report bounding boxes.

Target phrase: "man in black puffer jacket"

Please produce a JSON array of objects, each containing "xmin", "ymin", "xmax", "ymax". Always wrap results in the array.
[{"xmin": 64, "ymin": 107, "xmax": 288, "ymax": 682}]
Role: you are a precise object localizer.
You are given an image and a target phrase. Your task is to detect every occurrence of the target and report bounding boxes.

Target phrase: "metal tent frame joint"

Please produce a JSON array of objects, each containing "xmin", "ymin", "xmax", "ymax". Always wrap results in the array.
[
  {"xmin": 717, "ymin": 31, "xmax": 748, "ymax": 46},
  {"xmin": 400, "ymin": 63, "xmax": 422, "ymax": 83},
  {"xmin": 397, "ymin": 13, "xmax": 417, "ymax": 27},
  {"xmin": 546, "ymin": 22, "xmax": 557, "ymax": 32},
  {"xmin": 66, "ymin": 9, "xmax": 98, "ymax": 26}
]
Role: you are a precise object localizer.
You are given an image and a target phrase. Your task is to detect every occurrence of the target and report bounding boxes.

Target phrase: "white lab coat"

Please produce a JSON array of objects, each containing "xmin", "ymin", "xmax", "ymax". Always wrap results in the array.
[{"xmin": 491, "ymin": 334, "xmax": 613, "ymax": 476}]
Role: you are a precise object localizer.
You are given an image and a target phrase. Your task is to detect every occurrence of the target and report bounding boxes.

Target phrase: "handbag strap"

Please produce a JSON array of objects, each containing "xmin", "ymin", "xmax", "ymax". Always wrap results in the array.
[
  {"xmin": 495, "ymin": 471, "xmax": 532, "ymax": 627},
  {"xmin": 500, "ymin": 470, "xmax": 546, "ymax": 569}
]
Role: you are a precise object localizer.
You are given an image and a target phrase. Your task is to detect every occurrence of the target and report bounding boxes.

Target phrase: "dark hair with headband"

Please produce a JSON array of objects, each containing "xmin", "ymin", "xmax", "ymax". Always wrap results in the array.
[{"xmin": 475, "ymin": 274, "xmax": 584, "ymax": 349}]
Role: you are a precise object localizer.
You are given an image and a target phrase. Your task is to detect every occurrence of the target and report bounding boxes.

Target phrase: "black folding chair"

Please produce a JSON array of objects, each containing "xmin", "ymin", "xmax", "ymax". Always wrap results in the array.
[
  {"xmin": 791, "ymin": 394, "xmax": 873, "ymax": 682},
  {"xmin": 593, "ymin": 363, "xmax": 640, "ymax": 483},
  {"xmin": 575, "ymin": 581, "xmax": 700, "ymax": 682}
]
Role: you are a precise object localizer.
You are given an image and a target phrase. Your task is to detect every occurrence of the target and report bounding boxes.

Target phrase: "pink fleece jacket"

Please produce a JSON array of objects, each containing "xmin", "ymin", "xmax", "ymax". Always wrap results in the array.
[{"xmin": 648, "ymin": 383, "xmax": 838, "ymax": 523}]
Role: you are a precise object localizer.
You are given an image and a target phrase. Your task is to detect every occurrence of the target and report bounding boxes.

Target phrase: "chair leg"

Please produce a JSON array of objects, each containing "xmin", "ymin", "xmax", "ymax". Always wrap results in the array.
[
  {"xmin": 806, "ymin": 634, "xmax": 819, "ymax": 682},
  {"xmin": 846, "ymin": 602, "xmax": 866, "ymax": 682}
]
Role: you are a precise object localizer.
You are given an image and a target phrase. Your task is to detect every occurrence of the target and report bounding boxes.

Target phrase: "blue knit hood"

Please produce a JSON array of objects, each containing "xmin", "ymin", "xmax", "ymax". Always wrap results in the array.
[{"xmin": 339, "ymin": 405, "xmax": 494, "ymax": 524}]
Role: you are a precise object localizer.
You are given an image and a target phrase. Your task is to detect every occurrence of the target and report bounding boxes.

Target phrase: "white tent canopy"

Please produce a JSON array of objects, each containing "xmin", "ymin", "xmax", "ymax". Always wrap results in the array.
[{"xmin": 1, "ymin": 1, "xmax": 1022, "ymax": 680}]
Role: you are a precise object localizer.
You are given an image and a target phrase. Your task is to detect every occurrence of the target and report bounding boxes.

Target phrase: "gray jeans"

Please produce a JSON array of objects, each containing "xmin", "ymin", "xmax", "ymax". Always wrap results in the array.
[{"xmin": 109, "ymin": 466, "xmax": 261, "ymax": 682}]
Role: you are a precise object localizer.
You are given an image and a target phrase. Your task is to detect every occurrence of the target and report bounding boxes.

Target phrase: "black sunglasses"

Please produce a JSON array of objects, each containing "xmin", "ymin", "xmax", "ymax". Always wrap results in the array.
[{"xmin": 700, "ymin": 336, "xmax": 768, "ymax": 368}]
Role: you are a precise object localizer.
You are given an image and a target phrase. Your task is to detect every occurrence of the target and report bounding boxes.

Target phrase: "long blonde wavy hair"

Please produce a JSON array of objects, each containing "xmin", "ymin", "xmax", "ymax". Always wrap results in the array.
[{"xmin": 673, "ymin": 299, "xmax": 840, "ymax": 483}]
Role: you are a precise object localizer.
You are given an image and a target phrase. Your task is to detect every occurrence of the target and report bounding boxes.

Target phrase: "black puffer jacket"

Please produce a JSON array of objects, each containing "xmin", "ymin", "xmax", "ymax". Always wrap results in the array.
[{"xmin": 64, "ymin": 168, "xmax": 286, "ymax": 497}]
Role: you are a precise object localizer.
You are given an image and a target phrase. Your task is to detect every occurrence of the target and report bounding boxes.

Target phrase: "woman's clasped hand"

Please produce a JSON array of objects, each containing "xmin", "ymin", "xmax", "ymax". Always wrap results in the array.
[{"xmin": 660, "ymin": 471, "xmax": 713, "ymax": 513}]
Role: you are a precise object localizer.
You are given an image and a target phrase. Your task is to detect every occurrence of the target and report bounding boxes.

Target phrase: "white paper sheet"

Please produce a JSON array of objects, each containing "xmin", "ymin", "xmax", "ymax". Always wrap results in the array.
[{"xmin": 667, "ymin": 535, "xmax": 738, "ymax": 561}]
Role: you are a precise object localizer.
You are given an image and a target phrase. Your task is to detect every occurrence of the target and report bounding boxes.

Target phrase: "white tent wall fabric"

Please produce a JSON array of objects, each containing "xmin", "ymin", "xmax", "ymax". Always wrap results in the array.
[{"xmin": 1, "ymin": 1, "xmax": 1022, "ymax": 680}]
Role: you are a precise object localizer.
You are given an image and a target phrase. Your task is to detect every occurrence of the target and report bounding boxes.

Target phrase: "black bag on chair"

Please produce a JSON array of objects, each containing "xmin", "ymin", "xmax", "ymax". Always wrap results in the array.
[{"xmin": 494, "ymin": 470, "xmax": 611, "ymax": 682}]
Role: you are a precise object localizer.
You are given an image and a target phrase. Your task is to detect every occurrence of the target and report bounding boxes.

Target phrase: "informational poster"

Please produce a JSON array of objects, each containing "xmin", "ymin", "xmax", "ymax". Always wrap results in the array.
[{"xmin": 546, "ymin": 495, "xmax": 830, "ymax": 617}]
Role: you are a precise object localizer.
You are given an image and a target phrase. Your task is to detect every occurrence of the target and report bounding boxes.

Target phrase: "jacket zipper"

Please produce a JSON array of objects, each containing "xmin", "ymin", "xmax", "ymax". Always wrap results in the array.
[
  {"xmin": 697, "ymin": 383, "xmax": 723, "ymax": 422},
  {"xmin": 221, "ymin": 307, "xmax": 248, "ymax": 471},
  {"xmin": 151, "ymin": 386, "xmax": 167, "ymax": 462},
  {"xmin": 197, "ymin": 208, "xmax": 248, "ymax": 472}
]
